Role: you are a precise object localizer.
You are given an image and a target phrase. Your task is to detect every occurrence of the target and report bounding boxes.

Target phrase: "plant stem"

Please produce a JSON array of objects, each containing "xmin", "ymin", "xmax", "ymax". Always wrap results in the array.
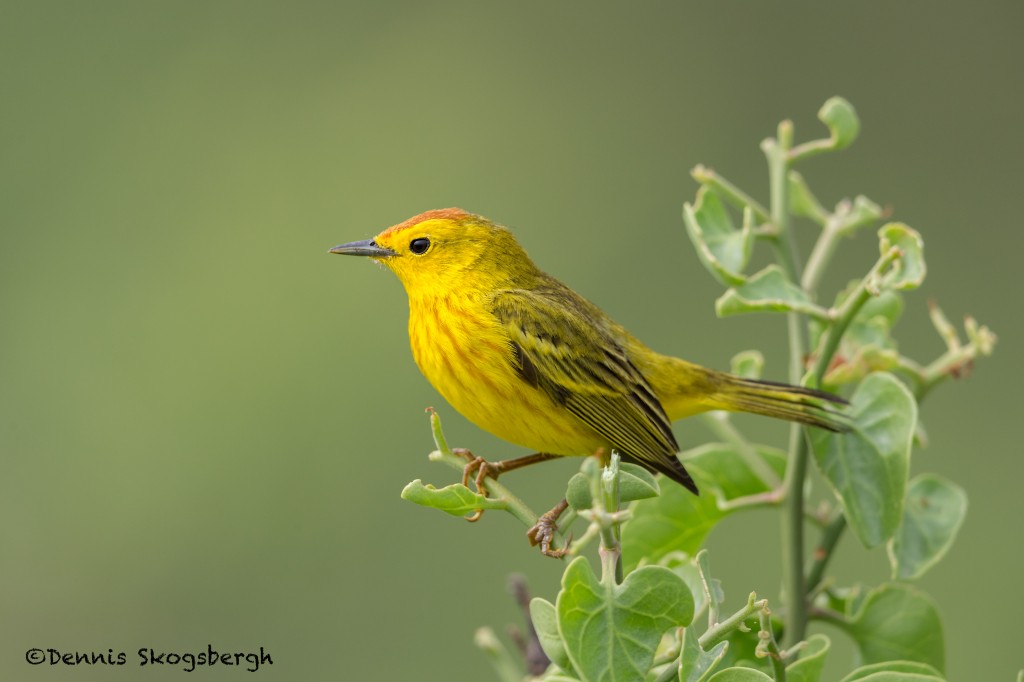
[
  {"xmin": 652, "ymin": 647, "xmax": 684, "ymax": 682},
  {"xmin": 473, "ymin": 627, "xmax": 524, "ymax": 682},
  {"xmin": 699, "ymin": 591, "xmax": 768, "ymax": 649},
  {"xmin": 781, "ymin": 434, "xmax": 808, "ymax": 646},
  {"xmin": 765, "ymin": 120, "xmax": 812, "ymax": 648},
  {"xmin": 805, "ymin": 513, "xmax": 847, "ymax": 592},
  {"xmin": 428, "ymin": 447, "xmax": 543, "ymax": 529},
  {"xmin": 807, "ymin": 246, "xmax": 902, "ymax": 387},
  {"xmin": 426, "ymin": 410, "xmax": 568, "ymax": 551},
  {"xmin": 692, "ymin": 164, "xmax": 771, "ymax": 223},
  {"xmin": 801, "ymin": 220, "xmax": 840, "ymax": 293},
  {"xmin": 757, "ymin": 609, "xmax": 787, "ymax": 682}
]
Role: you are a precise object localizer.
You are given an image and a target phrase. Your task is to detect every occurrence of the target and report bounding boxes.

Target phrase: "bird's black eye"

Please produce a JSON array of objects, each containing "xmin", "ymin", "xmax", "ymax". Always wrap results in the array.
[{"xmin": 409, "ymin": 237, "xmax": 430, "ymax": 255}]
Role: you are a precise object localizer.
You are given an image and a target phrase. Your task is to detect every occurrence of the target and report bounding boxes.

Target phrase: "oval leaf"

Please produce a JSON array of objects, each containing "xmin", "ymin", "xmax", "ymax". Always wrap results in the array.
[
  {"xmin": 839, "ymin": 660, "xmax": 944, "ymax": 682},
  {"xmin": 679, "ymin": 625, "xmax": 729, "ymax": 682},
  {"xmin": 622, "ymin": 443, "xmax": 785, "ymax": 571},
  {"xmin": 530, "ymin": 597, "xmax": 574, "ymax": 674},
  {"xmin": 786, "ymin": 633, "xmax": 831, "ymax": 682},
  {"xmin": 556, "ymin": 557, "xmax": 693, "ymax": 682},
  {"xmin": 567, "ymin": 464, "xmax": 659, "ymax": 512},
  {"xmin": 684, "ymin": 187, "xmax": 753, "ymax": 286},
  {"xmin": 399, "ymin": 480, "xmax": 507, "ymax": 517},
  {"xmin": 707, "ymin": 668, "xmax": 774, "ymax": 681},
  {"xmin": 788, "ymin": 170, "xmax": 829, "ymax": 224},
  {"xmin": 618, "ymin": 462, "xmax": 661, "ymax": 503},
  {"xmin": 878, "ymin": 223, "xmax": 926, "ymax": 291},
  {"xmin": 810, "ymin": 372, "xmax": 916, "ymax": 548},
  {"xmin": 819, "ymin": 96, "xmax": 860, "ymax": 151},
  {"xmin": 845, "ymin": 583, "xmax": 945, "ymax": 673},
  {"xmin": 730, "ymin": 350, "xmax": 765, "ymax": 380},
  {"xmin": 888, "ymin": 474, "xmax": 967, "ymax": 580},
  {"xmin": 716, "ymin": 265, "xmax": 829, "ymax": 320}
]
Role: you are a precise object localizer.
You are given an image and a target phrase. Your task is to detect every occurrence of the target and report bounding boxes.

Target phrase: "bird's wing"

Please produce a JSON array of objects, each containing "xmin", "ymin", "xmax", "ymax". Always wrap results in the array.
[{"xmin": 490, "ymin": 286, "xmax": 695, "ymax": 492}]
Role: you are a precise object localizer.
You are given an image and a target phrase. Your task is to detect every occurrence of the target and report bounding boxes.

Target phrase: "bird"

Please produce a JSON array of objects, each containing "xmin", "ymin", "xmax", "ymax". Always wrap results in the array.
[{"xmin": 330, "ymin": 208, "xmax": 845, "ymax": 501}]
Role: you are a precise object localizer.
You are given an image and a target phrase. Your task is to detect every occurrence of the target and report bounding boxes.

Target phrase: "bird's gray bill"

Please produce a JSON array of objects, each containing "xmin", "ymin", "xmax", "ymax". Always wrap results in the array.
[{"xmin": 328, "ymin": 239, "xmax": 396, "ymax": 257}]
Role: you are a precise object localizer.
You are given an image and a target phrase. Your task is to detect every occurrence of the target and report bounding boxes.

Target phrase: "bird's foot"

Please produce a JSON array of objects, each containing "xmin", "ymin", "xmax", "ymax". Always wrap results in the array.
[
  {"xmin": 455, "ymin": 448, "xmax": 501, "ymax": 493},
  {"xmin": 453, "ymin": 449, "xmax": 564, "ymax": 523},
  {"xmin": 454, "ymin": 448, "xmax": 501, "ymax": 522},
  {"xmin": 527, "ymin": 498, "xmax": 571, "ymax": 558}
]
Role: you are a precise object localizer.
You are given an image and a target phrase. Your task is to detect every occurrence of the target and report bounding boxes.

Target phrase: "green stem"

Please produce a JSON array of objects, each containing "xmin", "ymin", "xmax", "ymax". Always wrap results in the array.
[
  {"xmin": 426, "ymin": 410, "xmax": 568, "ymax": 551},
  {"xmin": 781, "ymin": 433, "xmax": 808, "ymax": 646},
  {"xmin": 805, "ymin": 513, "xmax": 847, "ymax": 592},
  {"xmin": 652, "ymin": 646, "xmax": 684, "ymax": 682},
  {"xmin": 691, "ymin": 164, "xmax": 771, "ymax": 223},
  {"xmin": 427, "ymin": 448, "xmax": 543, "ymax": 529},
  {"xmin": 474, "ymin": 627, "xmax": 524, "ymax": 682},
  {"xmin": 764, "ymin": 122, "xmax": 802, "ymax": 285},
  {"xmin": 795, "ymin": 249, "xmax": 903, "ymax": 596},
  {"xmin": 757, "ymin": 609, "xmax": 787, "ymax": 682},
  {"xmin": 801, "ymin": 220, "xmax": 841, "ymax": 292},
  {"xmin": 807, "ymin": 246, "xmax": 902, "ymax": 387},
  {"xmin": 699, "ymin": 592, "xmax": 768, "ymax": 649},
  {"xmin": 765, "ymin": 120, "xmax": 812, "ymax": 648}
]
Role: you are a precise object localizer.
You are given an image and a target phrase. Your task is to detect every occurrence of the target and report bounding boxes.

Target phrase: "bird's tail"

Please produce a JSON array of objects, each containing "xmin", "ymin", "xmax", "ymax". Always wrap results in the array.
[{"xmin": 711, "ymin": 375, "xmax": 849, "ymax": 432}]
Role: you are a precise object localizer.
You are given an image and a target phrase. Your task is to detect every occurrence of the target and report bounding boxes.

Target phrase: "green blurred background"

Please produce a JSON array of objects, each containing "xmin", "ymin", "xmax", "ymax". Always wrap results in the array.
[{"xmin": 2, "ymin": 2, "xmax": 1020, "ymax": 679}]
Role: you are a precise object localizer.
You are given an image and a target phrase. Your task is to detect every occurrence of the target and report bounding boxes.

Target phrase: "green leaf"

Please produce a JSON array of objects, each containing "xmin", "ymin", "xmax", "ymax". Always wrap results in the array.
[
  {"xmin": 530, "ymin": 598, "xmax": 574, "ymax": 674},
  {"xmin": 556, "ymin": 557, "xmax": 693, "ymax": 682},
  {"xmin": 716, "ymin": 265, "xmax": 829, "ymax": 320},
  {"xmin": 685, "ymin": 443, "xmax": 787, "ymax": 502},
  {"xmin": 888, "ymin": 474, "xmax": 967, "ymax": 580},
  {"xmin": 730, "ymin": 350, "xmax": 765, "ymax": 379},
  {"xmin": 618, "ymin": 463, "xmax": 661, "ymax": 502},
  {"xmin": 621, "ymin": 444, "xmax": 786, "ymax": 571},
  {"xmin": 837, "ymin": 195, "xmax": 884, "ymax": 236},
  {"xmin": 622, "ymin": 480, "xmax": 723, "ymax": 572},
  {"xmin": 696, "ymin": 550, "xmax": 725, "ymax": 615},
  {"xmin": 679, "ymin": 625, "xmax": 728, "ymax": 682},
  {"xmin": 818, "ymin": 96, "xmax": 860, "ymax": 151},
  {"xmin": 716, "ymin": 621, "xmax": 768, "ymax": 673},
  {"xmin": 566, "ymin": 463, "xmax": 659, "ymax": 511},
  {"xmin": 788, "ymin": 171, "xmax": 830, "ymax": 225},
  {"xmin": 810, "ymin": 372, "xmax": 916, "ymax": 548},
  {"xmin": 707, "ymin": 668, "xmax": 774, "ymax": 681},
  {"xmin": 839, "ymin": 660, "xmax": 944, "ymax": 682},
  {"xmin": 878, "ymin": 223, "xmax": 926, "ymax": 291},
  {"xmin": 565, "ymin": 472, "xmax": 591, "ymax": 511},
  {"xmin": 813, "ymin": 284, "xmax": 903, "ymax": 388},
  {"xmin": 537, "ymin": 673, "xmax": 581, "ymax": 682},
  {"xmin": 684, "ymin": 187, "xmax": 754, "ymax": 286},
  {"xmin": 399, "ymin": 480, "xmax": 507, "ymax": 517},
  {"xmin": 840, "ymin": 674, "xmax": 943, "ymax": 682},
  {"xmin": 844, "ymin": 583, "xmax": 945, "ymax": 672},
  {"xmin": 786, "ymin": 633, "xmax": 830, "ymax": 682}
]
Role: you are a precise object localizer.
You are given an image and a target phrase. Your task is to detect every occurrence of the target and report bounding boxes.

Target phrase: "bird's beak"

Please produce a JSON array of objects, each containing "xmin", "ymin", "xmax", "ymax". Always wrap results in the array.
[{"xmin": 328, "ymin": 239, "xmax": 396, "ymax": 258}]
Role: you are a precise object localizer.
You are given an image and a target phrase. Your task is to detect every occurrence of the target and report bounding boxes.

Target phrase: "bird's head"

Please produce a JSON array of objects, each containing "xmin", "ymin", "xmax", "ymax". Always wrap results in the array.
[{"xmin": 330, "ymin": 208, "xmax": 539, "ymax": 297}]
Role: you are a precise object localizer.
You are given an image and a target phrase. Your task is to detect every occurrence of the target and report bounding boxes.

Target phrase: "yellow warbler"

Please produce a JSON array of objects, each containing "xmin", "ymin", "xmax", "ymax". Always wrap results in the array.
[{"xmin": 331, "ymin": 208, "xmax": 844, "ymax": 494}]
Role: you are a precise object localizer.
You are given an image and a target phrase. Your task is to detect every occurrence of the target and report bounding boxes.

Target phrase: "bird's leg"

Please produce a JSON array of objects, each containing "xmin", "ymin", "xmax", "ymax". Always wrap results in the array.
[
  {"xmin": 527, "ymin": 498, "xmax": 571, "ymax": 558},
  {"xmin": 453, "ymin": 450, "xmax": 561, "ymax": 522},
  {"xmin": 455, "ymin": 450, "xmax": 561, "ymax": 496}
]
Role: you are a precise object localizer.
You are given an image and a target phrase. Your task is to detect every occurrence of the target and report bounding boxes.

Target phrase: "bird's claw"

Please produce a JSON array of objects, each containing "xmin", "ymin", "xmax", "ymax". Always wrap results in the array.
[
  {"xmin": 527, "ymin": 500, "xmax": 571, "ymax": 558},
  {"xmin": 455, "ymin": 448, "xmax": 500, "ymax": 522}
]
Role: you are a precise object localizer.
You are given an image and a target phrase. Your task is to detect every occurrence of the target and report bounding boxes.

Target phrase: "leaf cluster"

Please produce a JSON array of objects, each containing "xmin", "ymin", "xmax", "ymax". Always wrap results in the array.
[{"xmin": 401, "ymin": 98, "xmax": 996, "ymax": 681}]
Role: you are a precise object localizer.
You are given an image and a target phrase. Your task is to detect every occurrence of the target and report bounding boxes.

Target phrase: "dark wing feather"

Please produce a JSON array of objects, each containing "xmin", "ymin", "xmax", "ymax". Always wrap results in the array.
[{"xmin": 491, "ymin": 284, "xmax": 698, "ymax": 493}]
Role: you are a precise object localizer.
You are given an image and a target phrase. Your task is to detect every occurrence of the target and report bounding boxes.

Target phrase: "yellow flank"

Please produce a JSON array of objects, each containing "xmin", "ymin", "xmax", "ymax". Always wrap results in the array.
[{"xmin": 330, "ymin": 208, "xmax": 845, "ymax": 494}]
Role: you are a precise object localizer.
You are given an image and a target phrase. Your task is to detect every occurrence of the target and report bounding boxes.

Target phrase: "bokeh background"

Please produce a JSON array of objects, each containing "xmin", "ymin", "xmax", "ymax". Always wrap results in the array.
[{"xmin": 2, "ymin": 2, "xmax": 1020, "ymax": 680}]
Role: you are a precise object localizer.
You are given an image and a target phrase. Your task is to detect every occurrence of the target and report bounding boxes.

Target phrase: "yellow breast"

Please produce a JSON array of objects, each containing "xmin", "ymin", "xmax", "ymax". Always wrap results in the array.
[{"xmin": 407, "ymin": 294, "xmax": 599, "ymax": 457}]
